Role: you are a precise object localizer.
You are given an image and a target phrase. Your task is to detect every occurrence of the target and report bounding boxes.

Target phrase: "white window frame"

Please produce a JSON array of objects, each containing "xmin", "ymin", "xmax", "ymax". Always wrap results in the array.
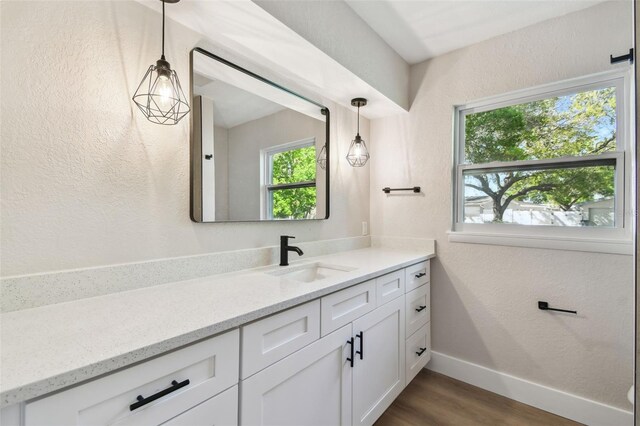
[
  {"xmin": 449, "ymin": 69, "xmax": 634, "ymax": 255},
  {"xmin": 260, "ymin": 137, "xmax": 316, "ymax": 220}
]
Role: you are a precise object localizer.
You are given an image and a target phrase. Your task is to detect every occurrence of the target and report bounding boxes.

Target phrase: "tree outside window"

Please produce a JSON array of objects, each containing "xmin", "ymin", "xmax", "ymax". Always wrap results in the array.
[{"xmin": 461, "ymin": 85, "xmax": 618, "ymax": 227}]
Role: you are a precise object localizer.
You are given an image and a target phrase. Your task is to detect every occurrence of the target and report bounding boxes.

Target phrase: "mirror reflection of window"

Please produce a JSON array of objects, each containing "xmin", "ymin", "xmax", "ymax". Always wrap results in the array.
[{"xmin": 262, "ymin": 139, "xmax": 317, "ymax": 220}]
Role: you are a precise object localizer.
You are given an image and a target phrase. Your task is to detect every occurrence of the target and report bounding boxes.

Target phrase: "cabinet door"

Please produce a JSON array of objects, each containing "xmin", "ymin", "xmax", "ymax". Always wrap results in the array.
[
  {"xmin": 352, "ymin": 297, "xmax": 405, "ymax": 426},
  {"xmin": 240, "ymin": 324, "xmax": 352, "ymax": 426},
  {"xmin": 162, "ymin": 385, "xmax": 238, "ymax": 426}
]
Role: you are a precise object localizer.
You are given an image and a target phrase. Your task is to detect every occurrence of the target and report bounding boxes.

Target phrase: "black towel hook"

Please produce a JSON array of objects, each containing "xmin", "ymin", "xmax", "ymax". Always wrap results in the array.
[
  {"xmin": 538, "ymin": 301, "xmax": 576, "ymax": 315},
  {"xmin": 610, "ymin": 48, "xmax": 634, "ymax": 64}
]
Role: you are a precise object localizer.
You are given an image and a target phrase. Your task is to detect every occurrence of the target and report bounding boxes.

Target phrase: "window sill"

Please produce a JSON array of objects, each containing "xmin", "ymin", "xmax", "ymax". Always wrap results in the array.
[{"xmin": 447, "ymin": 230, "xmax": 632, "ymax": 255}]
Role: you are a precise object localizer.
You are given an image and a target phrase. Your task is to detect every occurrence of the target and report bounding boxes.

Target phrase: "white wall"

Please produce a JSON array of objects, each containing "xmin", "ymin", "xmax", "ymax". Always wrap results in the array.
[
  {"xmin": 213, "ymin": 125, "xmax": 229, "ymax": 221},
  {"xmin": 0, "ymin": 0, "xmax": 370, "ymax": 276},
  {"xmin": 370, "ymin": 1, "xmax": 634, "ymax": 409}
]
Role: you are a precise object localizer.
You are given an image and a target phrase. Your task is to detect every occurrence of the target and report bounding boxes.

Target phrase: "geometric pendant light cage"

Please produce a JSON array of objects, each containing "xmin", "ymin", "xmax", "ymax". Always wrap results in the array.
[
  {"xmin": 132, "ymin": 0, "xmax": 190, "ymax": 125},
  {"xmin": 316, "ymin": 144, "xmax": 327, "ymax": 170},
  {"xmin": 346, "ymin": 98, "xmax": 370, "ymax": 167},
  {"xmin": 132, "ymin": 60, "xmax": 190, "ymax": 125}
]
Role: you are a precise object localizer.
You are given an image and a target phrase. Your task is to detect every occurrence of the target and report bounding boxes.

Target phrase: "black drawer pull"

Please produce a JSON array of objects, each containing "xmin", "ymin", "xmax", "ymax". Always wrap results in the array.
[
  {"xmin": 346, "ymin": 337, "xmax": 355, "ymax": 367},
  {"xmin": 414, "ymin": 272, "xmax": 426, "ymax": 278},
  {"xmin": 416, "ymin": 347, "xmax": 427, "ymax": 356},
  {"xmin": 130, "ymin": 379, "xmax": 190, "ymax": 411},
  {"xmin": 356, "ymin": 331, "xmax": 364, "ymax": 360},
  {"xmin": 415, "ymin": 305, "xmax": 427, "ymax": 312}
]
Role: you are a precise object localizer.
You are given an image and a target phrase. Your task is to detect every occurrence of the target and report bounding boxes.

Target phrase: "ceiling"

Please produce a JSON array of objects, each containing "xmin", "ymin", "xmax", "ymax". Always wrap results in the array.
[
  {"xmin": 194, "ymin": 75, "xmax": 285, "ymax": 129},
  {"xmin": 345, "ymin": 1, "xmax": 603, "ymax": 64}
]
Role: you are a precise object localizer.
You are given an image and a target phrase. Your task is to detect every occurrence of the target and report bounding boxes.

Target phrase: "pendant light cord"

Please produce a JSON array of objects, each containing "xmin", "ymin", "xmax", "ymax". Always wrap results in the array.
[
  {"xmin": 357, "ymin": 105, "xmax": 360, "ymax": 136},
  {"xmin": 161, "ymin": 1, "xmax": 165, "ymax": 60}
]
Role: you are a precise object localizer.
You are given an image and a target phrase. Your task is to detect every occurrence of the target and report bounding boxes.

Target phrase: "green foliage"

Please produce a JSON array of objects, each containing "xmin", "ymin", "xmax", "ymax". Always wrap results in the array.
[
  {"xmin": 464, "ymin": 87, "xmax": 616, "ymax": 221},
  {"xmin": 272, "ymin": 146, "xmax": 316, "ymax": 184},
  {"xmin": 271, "ymin": 145, "xmax": 317, "ymax": 219},
  {"xmin": 272, "ymin": 187, "xmax": 317, "ymax": 219}
]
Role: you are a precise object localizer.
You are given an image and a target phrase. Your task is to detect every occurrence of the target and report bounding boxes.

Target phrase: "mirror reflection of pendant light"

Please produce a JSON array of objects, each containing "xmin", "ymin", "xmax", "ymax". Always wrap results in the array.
[
  {"xmin": 132, "ymin": 0, "xmax": 190, "ymax": 125},
  {"xmin": 346, "ymin": 98, "xmax": 370, "ymax": 167},
  {"xmin": 316, "ymin": 145, "xmax": 327, "ymax": 170}
]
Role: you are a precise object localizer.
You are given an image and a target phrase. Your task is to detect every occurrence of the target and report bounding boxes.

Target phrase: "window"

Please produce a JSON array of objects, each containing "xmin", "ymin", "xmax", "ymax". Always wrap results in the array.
[
  {"xmin": 451, "ymin": 71, "xmax": 632, "ymax": 254},
  {"xmin": 262, "ymin": 138, "xmax": 317, "ymax": 220}
]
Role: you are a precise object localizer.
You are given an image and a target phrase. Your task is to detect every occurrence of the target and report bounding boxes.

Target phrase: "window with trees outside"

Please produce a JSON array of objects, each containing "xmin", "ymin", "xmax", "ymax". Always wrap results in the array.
[
  {"xmin": 452, "ymin": 71, "xmax": 631, "ymax": 252},
  {"xmin": 263, "ymin": 138, "xmax": 317, "ymax": 220}
]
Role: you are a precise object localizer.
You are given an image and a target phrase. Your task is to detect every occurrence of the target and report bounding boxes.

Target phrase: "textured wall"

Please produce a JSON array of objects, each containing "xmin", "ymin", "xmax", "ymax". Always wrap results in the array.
[
  {"xmin": 0, "ymin": 1, "xmax": 370, "ymax": 276},
  {"xmin": 370, "ymin": 2, "xmax": 634, "ymax": 409}
]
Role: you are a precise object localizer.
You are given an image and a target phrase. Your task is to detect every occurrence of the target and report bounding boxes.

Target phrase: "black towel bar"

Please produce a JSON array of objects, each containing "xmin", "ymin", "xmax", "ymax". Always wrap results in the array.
[{"xmin": 382, "ymin": 186, "xmax": 421, "ymax": 194}]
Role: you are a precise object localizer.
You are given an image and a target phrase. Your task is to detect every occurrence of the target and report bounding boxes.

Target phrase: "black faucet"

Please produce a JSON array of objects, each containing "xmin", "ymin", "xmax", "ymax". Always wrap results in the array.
[{"xmin": 280, "ymin": 235, "xmax": 304, "ymax": 266}]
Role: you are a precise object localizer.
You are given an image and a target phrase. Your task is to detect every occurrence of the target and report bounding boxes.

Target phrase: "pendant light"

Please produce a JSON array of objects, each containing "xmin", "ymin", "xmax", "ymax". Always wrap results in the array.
[
  {"xmin": 316, "ymin": 145, "xmax": 327, "ymax": 170},
  {"xmin": 132, "ymin": 0, "xmax": 190, "ymax": 125},
  {"xmin": 346, "ymin": 98, "xmax": 370, "ymax": 167}
]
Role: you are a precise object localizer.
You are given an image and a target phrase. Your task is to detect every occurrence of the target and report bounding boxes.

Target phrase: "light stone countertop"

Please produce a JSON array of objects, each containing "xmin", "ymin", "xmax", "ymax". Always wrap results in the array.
[{"xmin": 0, "ymin": 247, "xmax": 434, "ymax": 407}]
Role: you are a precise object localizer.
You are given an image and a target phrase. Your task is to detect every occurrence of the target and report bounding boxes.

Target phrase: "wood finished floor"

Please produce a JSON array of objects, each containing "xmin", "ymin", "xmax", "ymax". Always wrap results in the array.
[{"xmin": 375, "ymin": 370, "xmax": 582, "ymax": 426}]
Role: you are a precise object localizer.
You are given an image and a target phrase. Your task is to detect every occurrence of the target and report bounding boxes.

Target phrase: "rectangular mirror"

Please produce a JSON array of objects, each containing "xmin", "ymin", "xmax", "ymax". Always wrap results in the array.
[{"xmin": 190, "ymin": 48, "xmax": 330, "ymax": 222}]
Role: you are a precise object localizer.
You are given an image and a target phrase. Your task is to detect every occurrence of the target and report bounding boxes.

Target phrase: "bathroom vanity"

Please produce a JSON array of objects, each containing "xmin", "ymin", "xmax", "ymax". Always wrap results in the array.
[{"xmin": 0, "ymin": 248, "xmax": 433, "ymax": 426}]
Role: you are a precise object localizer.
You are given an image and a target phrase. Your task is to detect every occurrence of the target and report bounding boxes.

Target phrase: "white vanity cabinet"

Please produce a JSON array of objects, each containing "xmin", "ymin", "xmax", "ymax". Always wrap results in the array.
[
  {"xmin": 23, "ymin": 329, "xmax": 239, "ymax": 426},
  {"xmin": 239, "ymin": 267, "xmax": 416, "ymax": 426},
  {"xmin": 3, "ymin": 258, "xmax": 432, "ymax": 426}
]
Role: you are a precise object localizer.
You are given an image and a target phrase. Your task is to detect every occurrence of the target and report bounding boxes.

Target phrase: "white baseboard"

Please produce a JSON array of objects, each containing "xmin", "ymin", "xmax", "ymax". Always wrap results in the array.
[{"xmin": 427, "ymin": 351, "xmax": 633, "ymax": 426}]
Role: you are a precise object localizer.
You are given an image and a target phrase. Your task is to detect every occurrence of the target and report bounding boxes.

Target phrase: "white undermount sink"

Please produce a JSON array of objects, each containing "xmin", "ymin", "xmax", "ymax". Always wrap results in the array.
[{"xmin": 266, "ymin": 262, "xmax": 357, "ymax": 283}]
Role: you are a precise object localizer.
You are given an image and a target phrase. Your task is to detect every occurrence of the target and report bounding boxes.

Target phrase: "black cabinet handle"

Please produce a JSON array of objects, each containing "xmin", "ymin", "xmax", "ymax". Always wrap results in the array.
[
  {"xmin": 346, "ymin": 337, "xmax": 355, "ymax": 367},
  {"xmin": 130, "ymin": 379, "xmax": 190, "ymax": 411},
  {"xmin": 416, "ymin": 347, "xmax": 427, "ymax": 356},
  {"xmin": 415, "ymin": 272, "xmax": 426, "ymax": 278},
  {"xmin": 356, "ymin": 331, "xmax": 364, "ymax": 360},
  {"xmin": 415, "ymin": 305, "xmax": 427, "ymax": 312}
]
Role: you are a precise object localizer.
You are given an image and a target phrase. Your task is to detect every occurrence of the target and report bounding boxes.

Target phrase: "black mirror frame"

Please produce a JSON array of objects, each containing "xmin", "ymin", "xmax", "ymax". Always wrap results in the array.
[{"xmin": 189, "ymin": 47, "xmax": 330, "ymax": 223}]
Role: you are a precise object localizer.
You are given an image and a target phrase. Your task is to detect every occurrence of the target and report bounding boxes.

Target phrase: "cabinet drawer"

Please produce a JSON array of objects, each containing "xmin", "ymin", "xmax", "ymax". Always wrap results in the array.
[
  {"xmin": 25, "ymin": 329, "xmax": 239, "ymax": 426},
  {"xmin": 321, "ymin": 280, "xmax": 376, "ymax": 336},
  {"xmin": 163, "ymin": 385, "xmax": 238, "ymax": 426},
  {"xmin": 241, "ymin": 300, "xmax": 320, "ymax": 379},
  {"xmin": 406, "ymin": 323, "xmax": 431, "ymax": 384},
  {"xmin": 405, "ymin": 284, "xmax": 430, "ymax": 337},
  {"xmin": 405, "ymin": 261, "xmax": 430, "ymax": 292},
  {"xmin": 376, "ymin": 270, "xmax": 405, "ymax": 307}
]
